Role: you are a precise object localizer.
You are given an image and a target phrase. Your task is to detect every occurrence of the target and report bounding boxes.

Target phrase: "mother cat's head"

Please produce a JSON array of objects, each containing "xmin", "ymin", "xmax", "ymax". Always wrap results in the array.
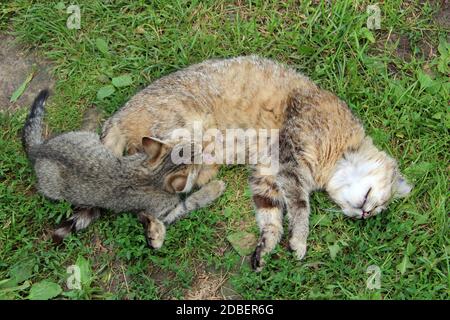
[{"xmin": 326, "ymin": 137, "xmax": 412, "ymax": 220}]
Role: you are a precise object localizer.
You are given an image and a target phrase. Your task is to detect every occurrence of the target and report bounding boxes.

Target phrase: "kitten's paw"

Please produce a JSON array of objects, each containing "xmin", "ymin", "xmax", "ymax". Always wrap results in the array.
[
  {"xmin": 148, "ymin": 219, "xmax": 166, "ymax": 249},
  {"xmin": 149, "ymin": 236, "xmax": 164, "ymax": 249},
  {"xmin": 192, "ymin": 180, "xmax": 226, "ymax": 209},
  {"xmin": 289, "ymin": 238, "xmax": 307, "ymax": 260},
  {"xmin": 209, "ymin": 180, "xmax": 226, "ymax": 196},
  {"xmin": 138, "ymin": 213, "xmax": 166, "ymax": 249},
  {"xmin": 196, "ymin": 165, "xmax": 220, "ymax": 187}
]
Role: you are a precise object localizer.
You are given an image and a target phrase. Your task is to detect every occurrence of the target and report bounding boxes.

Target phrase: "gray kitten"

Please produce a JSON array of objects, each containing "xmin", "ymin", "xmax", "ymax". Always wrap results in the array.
[{"xmin": 22, "ymin": 90, "xmax": 225, "ymax": 248}]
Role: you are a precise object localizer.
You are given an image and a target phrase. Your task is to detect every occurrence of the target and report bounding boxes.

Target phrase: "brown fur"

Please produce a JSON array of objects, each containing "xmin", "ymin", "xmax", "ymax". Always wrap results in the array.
[
  {"xmin": 101, "ymin": 56, "xmax": 411, "ymax": 270},
  {"xmin": 281, "ymin": 90, "xmax": 365, "ymax": 187},
  {"xmin": 101, "ymin": 56, "xmax": 317, "ymax": 185}
]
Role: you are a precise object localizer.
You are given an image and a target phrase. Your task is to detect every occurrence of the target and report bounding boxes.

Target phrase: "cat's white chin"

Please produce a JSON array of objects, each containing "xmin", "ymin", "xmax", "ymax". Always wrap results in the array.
[{"xmin": 342, "ymin": 208, "xmax": 364, "ymax": 219}]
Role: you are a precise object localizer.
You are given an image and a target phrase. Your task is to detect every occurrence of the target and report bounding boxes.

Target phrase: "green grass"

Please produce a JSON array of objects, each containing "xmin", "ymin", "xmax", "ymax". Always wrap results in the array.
[{"xmin": 0, "ymin": 0, "xmax": 448, "ymax": 299}]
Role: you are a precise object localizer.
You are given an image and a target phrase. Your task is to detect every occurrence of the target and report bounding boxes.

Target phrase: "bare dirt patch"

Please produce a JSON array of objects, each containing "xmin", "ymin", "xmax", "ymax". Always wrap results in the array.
[
  {"xmin": 0, "ymin": 34, "xmax": 55, "ymax": 111},
  {"xmin": 185, "ymin": 270, "xmax": 228, "ymax": 300},
  {"xmin": 417, "ymin": 35, "xmax": 438, "ymax": 60},
  {"xmin": 372, "ymin": 32, "xmax": 413, "ymax": 74},
  {"xmin": 184, "ymin": 256, "xmax": 249, "ymax": 300},
  {"xmin": 372, "ymin": 1, "xmax": 449, "ymax": 69},
  {"xmin": 434, "ymin": 0, "xmax": 450, "ymax": 28},
  {"xmin": 377, "ymin": 32, "xmax": 413, "ymax": 62},
  {"xmin": 148, "ymin": 266, "xmax": 178, "ymax": 299}
]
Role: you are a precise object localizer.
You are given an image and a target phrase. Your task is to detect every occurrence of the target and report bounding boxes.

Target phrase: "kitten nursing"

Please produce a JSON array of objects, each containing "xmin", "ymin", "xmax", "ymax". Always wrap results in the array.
[
  {"xmin": 22, "ymin": 90, "xmax": 225, "ymax": 248},
  {"xmin": 101, "ymin": 56, "xmax": 412, "ymax": 270}
]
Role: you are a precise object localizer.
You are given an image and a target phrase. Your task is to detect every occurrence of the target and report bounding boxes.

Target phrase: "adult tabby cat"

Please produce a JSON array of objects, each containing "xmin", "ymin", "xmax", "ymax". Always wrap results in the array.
[
  {"xmin": 101, "ymin": 56, "xmax": 412, "ymax": 270},
  {"xmin": 22, "ymin": 90, "xmax": 225, "ymax": 248}
]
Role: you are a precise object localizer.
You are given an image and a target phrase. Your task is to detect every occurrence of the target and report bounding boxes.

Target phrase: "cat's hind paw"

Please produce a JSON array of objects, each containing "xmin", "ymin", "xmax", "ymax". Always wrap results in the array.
[
  {"xmin": 251, "ymin": 241, "xmax": 265, "ymax": 272},
  {"xmin": 289, "ymin": 238, "xmax": 307, "ymax": 260}
]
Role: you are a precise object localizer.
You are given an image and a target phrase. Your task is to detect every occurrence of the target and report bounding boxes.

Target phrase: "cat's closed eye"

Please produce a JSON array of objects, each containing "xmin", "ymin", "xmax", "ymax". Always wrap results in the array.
[{"xmin": 358, "ymin": 187, "xmax": 372, "ymax": 209}]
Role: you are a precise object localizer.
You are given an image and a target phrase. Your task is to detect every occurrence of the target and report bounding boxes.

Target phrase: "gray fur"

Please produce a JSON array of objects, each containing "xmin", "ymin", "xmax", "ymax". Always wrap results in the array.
[
  {"xmin": 23, "ymin": 90, "xmax": 225, "ymax": 246},
  {"xmin": 22, "ymin": 89, "xmax": 49, "ymax": 152}
]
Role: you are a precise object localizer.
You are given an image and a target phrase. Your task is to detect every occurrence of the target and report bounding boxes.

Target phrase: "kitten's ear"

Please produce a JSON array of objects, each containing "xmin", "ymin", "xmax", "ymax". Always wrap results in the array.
[
  {"xmin": 166, "ymin": 175, "xmax": 188, "ymax": 193},
  {"xmin": 395, "ymin": 176, "xmax": 412, "ymax": 198},
  {"xmin": 142, "ymin": 137, "xmax": 170, "ymax": 164}
]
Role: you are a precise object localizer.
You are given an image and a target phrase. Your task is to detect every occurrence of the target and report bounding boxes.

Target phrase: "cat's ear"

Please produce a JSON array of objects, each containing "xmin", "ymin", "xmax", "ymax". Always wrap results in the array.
[
  {"xmin": 395, "ymin": 175, "xmax": 412, "ymax": 198},
  {"xmin": 142, "ymin": 137, "xmax": 170, "ymax": 164}
]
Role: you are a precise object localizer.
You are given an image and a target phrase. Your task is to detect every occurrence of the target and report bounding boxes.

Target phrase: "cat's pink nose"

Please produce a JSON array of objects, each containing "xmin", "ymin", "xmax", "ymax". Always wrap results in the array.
[{"xmin": 362, "ymin": 211, "xmax": 370, "ymax": 218}]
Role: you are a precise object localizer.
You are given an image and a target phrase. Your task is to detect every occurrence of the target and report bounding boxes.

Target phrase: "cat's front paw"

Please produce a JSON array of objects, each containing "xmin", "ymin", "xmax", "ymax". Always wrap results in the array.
[{"xmin": 289, "ymin": 238, "xmax": 307, "ymax": 260}]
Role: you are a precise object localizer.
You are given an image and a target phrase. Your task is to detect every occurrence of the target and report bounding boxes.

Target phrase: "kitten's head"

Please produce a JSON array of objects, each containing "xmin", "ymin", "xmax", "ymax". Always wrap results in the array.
[
  {"xmin": 326, "ymin": 137, "xmax": 412, "ymax": 219},
  {"xmin": 141, "ymin": 137, "xmax": 200, "ymax": 193}
]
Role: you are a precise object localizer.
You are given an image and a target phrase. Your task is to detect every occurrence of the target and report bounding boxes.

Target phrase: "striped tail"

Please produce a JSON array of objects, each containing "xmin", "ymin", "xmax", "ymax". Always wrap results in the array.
[{"xmin": 22, "ymin": 89, "xmax": 50, "ymax": 154}]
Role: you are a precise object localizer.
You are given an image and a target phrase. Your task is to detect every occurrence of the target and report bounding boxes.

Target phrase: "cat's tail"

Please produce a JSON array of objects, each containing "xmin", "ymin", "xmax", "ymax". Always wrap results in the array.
[{"xmin": 22, "ymin": 89, "xmax": 50, "ymax": 153}]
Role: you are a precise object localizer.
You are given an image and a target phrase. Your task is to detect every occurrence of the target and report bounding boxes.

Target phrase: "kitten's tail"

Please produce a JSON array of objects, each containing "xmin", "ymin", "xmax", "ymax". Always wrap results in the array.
[{"xmin": 22, "ymin": 89, "xmax": 50, "ymax": 153}]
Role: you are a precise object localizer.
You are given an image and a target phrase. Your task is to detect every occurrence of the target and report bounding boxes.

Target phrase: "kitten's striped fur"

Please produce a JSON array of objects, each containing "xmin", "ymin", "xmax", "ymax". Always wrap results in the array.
[{"xmin": 22, "ymin": 90, "xmax": 225, "ymax": 248}]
